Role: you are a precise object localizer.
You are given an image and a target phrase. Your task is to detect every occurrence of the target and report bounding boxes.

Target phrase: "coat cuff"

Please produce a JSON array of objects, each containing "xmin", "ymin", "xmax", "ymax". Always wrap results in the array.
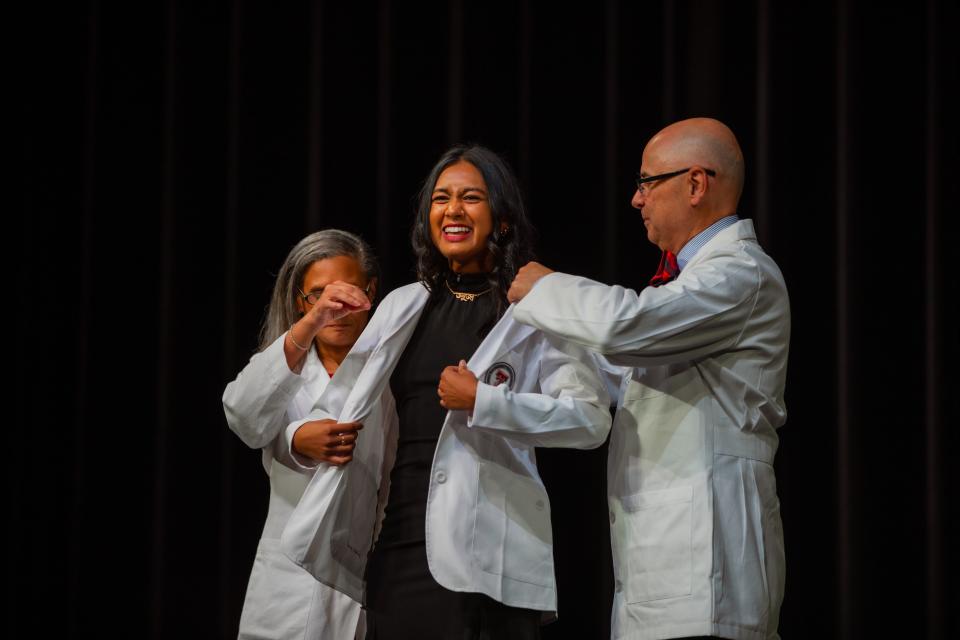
[
  {"xmin": 467, "ymin": 381, "xmax": 505, "ymax": 430},
  {"xmin": 284, "ymin": 417, "xmax": 320, "ymax": 470}
]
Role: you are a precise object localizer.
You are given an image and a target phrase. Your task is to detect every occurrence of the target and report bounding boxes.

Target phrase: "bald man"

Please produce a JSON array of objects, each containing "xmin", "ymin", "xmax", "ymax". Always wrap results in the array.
[{"xmin": 508, "ymin": 118, "xmax": 789, "ymax": 640}]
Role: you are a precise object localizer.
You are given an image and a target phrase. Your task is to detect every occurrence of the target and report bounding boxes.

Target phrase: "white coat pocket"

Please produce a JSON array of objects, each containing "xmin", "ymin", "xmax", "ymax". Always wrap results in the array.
[
  {"xmin": 473, "ymin": 461, "xmax": 554, "ymax": 587},
  {"xmin": 238, "ymin": 537, "xmax": 317, "ymax": 639},
  {"xmin": 621, "ymin": 484, "xmax": 693, "ymax": 603}
]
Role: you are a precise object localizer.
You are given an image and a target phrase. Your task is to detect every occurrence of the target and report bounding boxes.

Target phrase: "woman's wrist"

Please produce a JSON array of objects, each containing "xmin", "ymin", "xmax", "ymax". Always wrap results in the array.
[
  {"xmin": 287, "ymin": 328, "xmax": 310, "ymax": 351},
  {"xmin": 289, "ymin": 318, "xmax": 318, "ymax": 350}
]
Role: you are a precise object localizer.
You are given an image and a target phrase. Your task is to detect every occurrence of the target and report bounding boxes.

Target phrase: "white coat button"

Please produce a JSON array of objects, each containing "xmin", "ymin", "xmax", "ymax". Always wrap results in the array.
[
  {"xmin": 434, "ymin": 470, "xmax": 447, "ymax": 484},
  {"xmin": 609, "ymin": 510, "xmax": 616, "ymax": 524},
  {"xmin": 535, "ymin": 499, "xmax": 545, "ymax": 511}
]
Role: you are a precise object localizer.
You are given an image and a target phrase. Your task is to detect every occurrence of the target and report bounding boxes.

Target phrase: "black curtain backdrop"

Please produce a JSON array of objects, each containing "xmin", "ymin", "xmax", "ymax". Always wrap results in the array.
[{"xmin": 12, "ymin": 0, "xmax": 958, "ymax": 638}]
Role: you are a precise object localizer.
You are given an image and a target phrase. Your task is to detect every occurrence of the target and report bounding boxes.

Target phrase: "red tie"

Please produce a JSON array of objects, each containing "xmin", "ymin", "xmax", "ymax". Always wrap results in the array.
[{"xmin": 648, "ymin": 251, "xmax": 679, "ymax": 287}]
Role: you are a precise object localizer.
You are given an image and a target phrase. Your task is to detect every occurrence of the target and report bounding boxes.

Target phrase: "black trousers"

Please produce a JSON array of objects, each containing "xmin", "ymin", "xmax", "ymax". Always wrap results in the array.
[
  {"xmin": 364, "ymin": 591, "xmax": 541, "ymax": 640},
  {"xmin": 365, "ymin": 536, "xmax": 540, "ymax": 640}
]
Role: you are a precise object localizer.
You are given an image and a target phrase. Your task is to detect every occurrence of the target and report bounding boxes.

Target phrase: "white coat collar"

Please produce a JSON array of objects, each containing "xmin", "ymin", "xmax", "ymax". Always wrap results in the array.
[
  {"xmin": 301, "ymin": 340, "xmax": 328, "ymax": 382},
  {"xmin": 680, "ymin": 218, "xmax": 756, "ymax": 273}
]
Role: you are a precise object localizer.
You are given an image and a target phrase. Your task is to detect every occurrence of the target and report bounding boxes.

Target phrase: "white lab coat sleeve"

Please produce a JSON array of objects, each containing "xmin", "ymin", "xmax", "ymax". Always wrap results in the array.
[
  {"xmin": 513, "ymin": 249, "xmax": 760, "ymax": 367},
  {"xmin": 467, "ymin": 336, "xmax": 611, "ymax": 448},
  {"xmin": 222, "ymin": 332, "xmax": 305, "ymax": 450},
  {"xmin": 592, "ymin": 352, "xmax": 629, "ymax": 408}
]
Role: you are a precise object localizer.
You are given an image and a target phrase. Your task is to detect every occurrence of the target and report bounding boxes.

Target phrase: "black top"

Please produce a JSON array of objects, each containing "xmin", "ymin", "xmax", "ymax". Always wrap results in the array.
[
  {"xmin": 365, "ymin": 272, "xmax": 522, "ymax": 636},
  {"xmin": 372, "ymin": 272, "xmax": 496, "ymax": 557}
]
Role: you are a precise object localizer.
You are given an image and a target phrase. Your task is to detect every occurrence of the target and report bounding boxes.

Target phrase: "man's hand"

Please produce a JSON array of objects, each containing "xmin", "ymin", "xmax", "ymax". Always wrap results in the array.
[
  {"xmin": 292, "ymin": 419, "xmax": 363, "ymax": 466},
  {"xmin": 507, "ymin": 262, "xmax": 554, "ymax": 303},
  {"xmin": 438, "ymin": 360, "xmax": 479, "ymax": 411}
]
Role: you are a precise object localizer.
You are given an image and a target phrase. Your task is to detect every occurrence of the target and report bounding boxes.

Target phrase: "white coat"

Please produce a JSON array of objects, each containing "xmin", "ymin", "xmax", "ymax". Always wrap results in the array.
[
  {"xmin": 223, "ymin": 335, "xmax": 363, "ymax": 640},
  {"xmin": 513, "ymin": 219, "xmax": 789, "ymax": 640},
  {"xmin": 280, "ymin": 282, "xmax": 612, "ymax": 617}
]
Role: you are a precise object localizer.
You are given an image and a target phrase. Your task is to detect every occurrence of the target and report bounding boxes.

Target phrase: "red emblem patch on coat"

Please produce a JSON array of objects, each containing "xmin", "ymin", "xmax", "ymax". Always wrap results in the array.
[{"xmin": 483, "ymin": 362, "xmax": 516, "ymax": 389}]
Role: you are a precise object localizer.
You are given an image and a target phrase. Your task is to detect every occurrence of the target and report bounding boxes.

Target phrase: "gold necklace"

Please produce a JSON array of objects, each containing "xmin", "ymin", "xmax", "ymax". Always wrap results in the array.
[{"xmin": 445, "ymin": 279, "xmax": 492, "ymax": 302}]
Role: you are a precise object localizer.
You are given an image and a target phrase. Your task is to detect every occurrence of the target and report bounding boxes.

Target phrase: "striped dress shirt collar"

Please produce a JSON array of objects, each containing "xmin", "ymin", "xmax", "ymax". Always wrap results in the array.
[{"xmin": 676, "ymin": 215, "xmax": 739, "ymax": 271}]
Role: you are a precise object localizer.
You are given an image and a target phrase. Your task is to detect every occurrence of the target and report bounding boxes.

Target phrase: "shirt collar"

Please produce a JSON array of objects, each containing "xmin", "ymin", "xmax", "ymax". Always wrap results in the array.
[{"xmin": 676, "ymin": 215, "xmax": 739, "ymax": 271}]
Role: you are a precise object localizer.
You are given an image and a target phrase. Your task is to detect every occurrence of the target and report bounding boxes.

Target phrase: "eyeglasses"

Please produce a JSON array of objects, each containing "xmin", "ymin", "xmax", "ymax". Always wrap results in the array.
[
  {"xmin": 298, "ymin": 282, "xmax": 372, "ymax": 306},
  {"xmin": 635, "ymin": 167, "xmax": 716, "ymax": 196}
]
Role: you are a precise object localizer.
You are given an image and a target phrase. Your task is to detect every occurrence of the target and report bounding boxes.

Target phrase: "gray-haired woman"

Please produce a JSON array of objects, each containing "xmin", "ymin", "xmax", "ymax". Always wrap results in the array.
[{"xmin": 223, "ymin": 229, "xmax": 378, "ymax": 640}]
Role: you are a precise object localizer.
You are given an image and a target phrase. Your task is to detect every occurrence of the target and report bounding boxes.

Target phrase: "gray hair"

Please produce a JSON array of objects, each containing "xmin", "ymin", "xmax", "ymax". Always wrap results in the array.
[{"xmin": 258, "ymin": 229, "xmax": 379, "ymax": 351}]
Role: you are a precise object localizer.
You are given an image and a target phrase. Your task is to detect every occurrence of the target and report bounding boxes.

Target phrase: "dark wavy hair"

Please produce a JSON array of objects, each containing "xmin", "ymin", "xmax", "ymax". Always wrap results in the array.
[{"xmin": 411, "ymin": 144, "xmax": 536, "ymax": 315}]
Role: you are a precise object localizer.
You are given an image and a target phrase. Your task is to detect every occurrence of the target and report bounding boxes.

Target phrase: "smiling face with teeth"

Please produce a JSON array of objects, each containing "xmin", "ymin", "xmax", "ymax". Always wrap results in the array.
[{"xmin": 429, "ymin": 160, "xmax": 495, "ymax": 273}]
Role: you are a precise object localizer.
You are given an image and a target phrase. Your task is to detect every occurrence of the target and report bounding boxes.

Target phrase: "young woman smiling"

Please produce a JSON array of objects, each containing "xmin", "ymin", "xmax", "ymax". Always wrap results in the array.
[{"xmin": 284, "ymin": 146, "xmax": 611, "ymax": 640}]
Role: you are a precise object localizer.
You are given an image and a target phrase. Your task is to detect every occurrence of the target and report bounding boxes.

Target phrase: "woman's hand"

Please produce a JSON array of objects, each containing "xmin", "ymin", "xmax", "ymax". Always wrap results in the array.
[
  {"xmin": 438, "ymin": 360, "xmax": 478, "ymax": 411},
  {"xmin": 292, "ymin": 419, "xmax": 363, "ymax": 466},
  {"xmin": 303, "ymin": 281, "xmax": 371, "ymax": 329},
  {"xmin": 285, "ymin": 281, "xmax": 371, "ymax": 372}
]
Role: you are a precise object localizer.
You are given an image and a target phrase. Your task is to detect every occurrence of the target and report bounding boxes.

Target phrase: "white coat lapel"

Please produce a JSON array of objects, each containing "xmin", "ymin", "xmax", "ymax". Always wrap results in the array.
[
  {"xmin": 316, "ymin": 283, "xmax": 430, "ymax": 422},
  {"xmin": 289, "ymin": 349, "xmax": 329, "ymax": 418},
  {"xmin": 339, "ymin": 284, "xmax": 430, "ymax": 423},
  {"xmin": 467, "ymin": 305, "xmax": 537, "ymax": 383}
]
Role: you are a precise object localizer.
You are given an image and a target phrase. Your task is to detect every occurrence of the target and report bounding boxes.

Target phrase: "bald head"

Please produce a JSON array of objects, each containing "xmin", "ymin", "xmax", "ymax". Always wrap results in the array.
[
  {"xmin": 632, "ymin": 118, "xmax": 746, "ymax": 253},
  {"xmin": 645, "ymin": 117, "xmax": 745, "ymax": 210}
]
